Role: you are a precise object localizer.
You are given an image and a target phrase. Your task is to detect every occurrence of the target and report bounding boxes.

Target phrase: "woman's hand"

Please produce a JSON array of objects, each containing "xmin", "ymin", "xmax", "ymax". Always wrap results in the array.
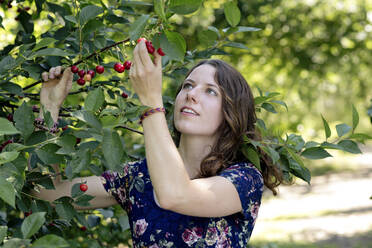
[
  {"xmin": 129, "ymin": 40, "xmax": 163, "ymax": 108},
  {"xmin": 40, "ymin": 66, "xmax": 73, "ymax": 121}
]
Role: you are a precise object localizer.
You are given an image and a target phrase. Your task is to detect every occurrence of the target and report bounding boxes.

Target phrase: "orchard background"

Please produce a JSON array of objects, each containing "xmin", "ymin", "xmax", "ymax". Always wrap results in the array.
[{"xmin": 0, "ymin": 0, "xmax": 371, "ymax": 247}]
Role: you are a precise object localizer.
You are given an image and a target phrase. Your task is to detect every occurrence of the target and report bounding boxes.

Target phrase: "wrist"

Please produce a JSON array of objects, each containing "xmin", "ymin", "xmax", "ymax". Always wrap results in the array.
[{"xmin": 39, "ymin": 104, "xmax": 60, "ymax": 122}]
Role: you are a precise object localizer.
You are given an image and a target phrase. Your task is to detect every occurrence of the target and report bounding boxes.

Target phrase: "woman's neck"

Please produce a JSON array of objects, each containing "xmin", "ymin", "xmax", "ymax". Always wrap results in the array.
[{"xmin": 177, "ymin": 134, "xmax": 216, "ymax": 179}]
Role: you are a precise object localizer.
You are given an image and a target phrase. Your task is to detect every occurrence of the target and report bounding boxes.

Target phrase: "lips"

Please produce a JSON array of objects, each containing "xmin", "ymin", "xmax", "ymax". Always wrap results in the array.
[{"xmin": 180, "ymin": 106, "xmax": 199, "ymax": 115}]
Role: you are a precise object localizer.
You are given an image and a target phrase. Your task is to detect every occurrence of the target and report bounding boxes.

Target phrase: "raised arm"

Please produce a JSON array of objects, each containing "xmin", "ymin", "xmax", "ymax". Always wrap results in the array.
[{"xmin": 30, "ymin": 66, "xmax": 117, "ymax": 210}]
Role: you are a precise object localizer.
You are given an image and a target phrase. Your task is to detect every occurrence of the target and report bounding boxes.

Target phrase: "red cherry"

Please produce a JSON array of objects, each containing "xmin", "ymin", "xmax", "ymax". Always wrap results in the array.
[
  {"xmin": 80, "ymin": 226, "xmax": 87, "ymax": 231},
  {"xmin": 7, "ymin": 2, "xmax": 12, "ymax": 8},
  {"xmin": 123, "ymin": 61, "xmax": 132, "ymax": 70},
  {"xmin": 95, "ymin": 65, "xmax": 104, "ymax": 74},
  {"xmin": 78, "ymin": 69, "xmax": 86, "ymax": 77},
  {"xmin": 62, "ymin": 126, "xmax": 68, "ymax": 131},
  {"xmin": 77, "ymin": 78, "xmax": 85, "ymax": 86},
  {"xmin": 15, "ymin": 16, "xmax": 19, "ymax": 21},
  {"xmin": 17, "ymin": 7, "xmax": 22, "ymax": 13},
  {"xmin": 121, "ymin": 92, "xmax": 128, "ymax": 98},
  {"xmin": 87, "ymin": 70, "xmax": 95, "ymax": 78},
  {"xmin": 114, "ymin": 63, "xmax": 125, "ymax": 73},
  {"xmin": 7, "ymin": 114, "xmax": 13, "ymax": 122},
  {"xmin": 71, "ymin": 65, "xmax": 79, "ymax": 73},
  {"xmin": 24, "ymin": 6, "xmax": 30, "ymax": 11},
  {"xmin": 137, "ymin": 38, "xmax": 147, "ymax": 43},
  {"xmin": 157, "ymin": 48, "xmax": 165, "ymax": 56},
  {"xmin": 145, "ymin": 41, "xmax": 155, "ymax": 54},
  {"xmin": 76, "ymin": 138, "xmax": 81, "ymax": 144},
  {"xmin": 80, "ymin": 184, "xmax": 88, "ymax": 192},
  {"xmin": 24, "ymin": 211, "xmax": 32, "ymax": 217}
]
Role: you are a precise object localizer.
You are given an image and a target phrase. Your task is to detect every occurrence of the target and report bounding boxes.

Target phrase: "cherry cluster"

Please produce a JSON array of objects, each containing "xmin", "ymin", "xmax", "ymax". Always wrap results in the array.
[
  {"xmin": 113, "ymin": 60, "xmax": 131, "ymax": 73},
  {"xmin": 137, "ymin": 38, "xmax": 165, "ymax": 56},
  {"xmin": 71, "ymin": 66, "xmax": 99, "ymax": 86}
]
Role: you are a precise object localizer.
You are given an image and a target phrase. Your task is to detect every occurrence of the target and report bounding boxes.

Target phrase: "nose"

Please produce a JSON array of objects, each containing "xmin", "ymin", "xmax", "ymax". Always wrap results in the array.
[{"xmin": 186, "ymin": 87, "xmax": 199, "ymax": 103}]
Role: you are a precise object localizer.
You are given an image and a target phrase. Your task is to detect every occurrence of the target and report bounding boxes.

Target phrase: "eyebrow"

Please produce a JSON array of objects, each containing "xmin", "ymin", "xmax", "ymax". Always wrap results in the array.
[{"xmin": 184, "ymin": 79, "xmax": 219, "ymax": 90}]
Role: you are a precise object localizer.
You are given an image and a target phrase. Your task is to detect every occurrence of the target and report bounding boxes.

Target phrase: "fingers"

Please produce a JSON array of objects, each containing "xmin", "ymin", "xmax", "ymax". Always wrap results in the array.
[
  {"xmin": 138, "ymin": 41, "xmax": 153, "ymax": 69},
  {"xmin": 42, "ymin": 72, "xmax": 49, "ymax": 82},
  {"xmin": 43, "ymin": 66, "xmax": 63, "ymax": 81},
  {"xmin": 133, "ymin": 42, "xmax": 144, "ymax": 73},
  {"xmin": 55, "ymin": 67, "xmax": 73, "ymax": 94},
  {"xmin": 154, "ymin": 50, "xmax": 162, "ymax": 69}
]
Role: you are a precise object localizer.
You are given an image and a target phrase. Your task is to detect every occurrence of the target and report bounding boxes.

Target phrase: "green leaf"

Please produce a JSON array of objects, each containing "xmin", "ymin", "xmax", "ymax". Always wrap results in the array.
[
  {"xmin": 154, "ymin": 0, "xmax": 166, "ymax": 21},
  {"xmin": 36, "ymin": 144, "xmax": 65, "ymax": 164},
  {"xmin": 33, "ymin": 37, "xmax": 57, "ymax": 51},
  {"xmin": 29, "ymin": 48, "xmax": 74, "ymax": 59},
  {"xmin": 0, "ymin": 117, "xmax": 20, "ymax": 135},
  {"xmin": 261, "ymin": 102, "xmax": 277, "ymax": 113},
  {"xmin": 74, "ymin": 194, "xmax": 95, "ymax": 206},
  {"xmin": 0, "ymin": 226, "xmax": 7, "ymax": 244},
  {"xmin": 0, "ymin": 55, "xmax": 16, "ymax": 74},
  {"xmin": 301, "ymin": 147, "xmax": 332, "ymax": 159},
  {"xmin": 32, "ymin": 234, "xmax": 69, "ymax": 248},
  {"xmin": 129, "ymin": 15, "xmax": 150, "ymax": 42},
  {"xmin": 198, "ymin": 30, "xmax": 218, "ymax": 46},
  {"xmin": 337, "ymin": 140, "xmax": 362, "ymax": 154},
  {"xmin": 79, "ymin": 5, "xmax": 104, "ymax": 26},
  {"xmin": 2, "ymin": 238, "xmax": 30, "ymax": 247},
  {"xmin": 262, "ymin": 146, "xmax": 280, "ymax": 164},
  {"xmin": 224, "ymin": 1, "xmax": 241, "ymax": 27},
  {"xmin": 241, "ymin": 145, "xmax": 261, "ymax": 170},
  {"xmin": 71, "ymin": 183, "xmax": 84, "ymax": 198},
  {"xmin": 0, "ymin": 151, "xmax": 20, "ymax": 165},
  {"xmin": 56, "ymin": 134, "xmax": 76, "ymax": 154},
  {"xmin": 21, "ymin": 212, "xmax": 46, "ymax": 239},
  {"xmin": 223, "ymin": 26, "xmax": 261, "ymax": 35},
  {"xmin": 336, "ymin": 123, "xmax": 351, "ymax": 137},
  {"xmin": 0, "ymin": 177, "xmax": 15, "ymax": 208},
  {"xmin": 85, "ymin": 87, "xmax": 105, "ymax": 112},
  {"xmin": 153, "ymin": 31, "xmax": 186, "ymax": 61},
  {"xmin": 0, "ymin": 82, "xmax": 23, "ymax": 95},
  {"xmin": 223, "ymin": 42, "xmax": 250, "ymax": 50},
  {"xmin": 14, "ymin": 102, "xmax": 35, "ymax": 140},
  {"xmin": 71, "ymin": 110, "xmax": 102, "ymax": 131},
  {"xmin": 321, "ymin": 115, "xmax": 331, "ymax": 139},
  {"xmin": 102, "ymin": 129, "xmax": 124, "ymax": 171},
  {"xmin": 348, "ymin": 133, "xmax": 372, "ymax": 142},
  {"xmin": 286, "ymin": 147, "xmax": 305, "ymax": 167},
  {"xmin": 169, "ymin": 0, "xmax": 202, "ymax": 15},
  {"xmin": 288, "ymin": 158, "xmax": 311, "ymax": 184},
  {"xmin": 55, "ymin": 202, "xmax": 75, "ymax": 221},
  {"xmin": 270, "ymin": 100, "xmax": 288, "ymax": 111},
  {"xmin": 64, "ymin": 15, "xmax": 77, "ymax": 24},
  {"xmin": 352, "ymin": 104, "xmax": 359, "ymax": 131}
]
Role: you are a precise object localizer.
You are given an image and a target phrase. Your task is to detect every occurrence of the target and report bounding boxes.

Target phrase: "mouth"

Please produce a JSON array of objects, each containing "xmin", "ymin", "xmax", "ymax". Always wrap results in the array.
[{"xmin": 180, "ymin": 106, "xmax": 199, "ymax": 116}]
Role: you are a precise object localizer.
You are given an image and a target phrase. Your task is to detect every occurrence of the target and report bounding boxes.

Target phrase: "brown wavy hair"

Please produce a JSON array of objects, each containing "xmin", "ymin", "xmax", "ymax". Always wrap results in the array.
[{"xmin": 172, "ymin": 59, "xmax": 284, "ymax": 195}]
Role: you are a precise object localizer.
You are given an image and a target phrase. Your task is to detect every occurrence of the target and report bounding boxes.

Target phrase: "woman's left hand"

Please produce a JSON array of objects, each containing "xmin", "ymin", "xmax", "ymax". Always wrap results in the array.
[{"xmin": 129, "ymin": 40, "xmax": 163, "ymax": 108}]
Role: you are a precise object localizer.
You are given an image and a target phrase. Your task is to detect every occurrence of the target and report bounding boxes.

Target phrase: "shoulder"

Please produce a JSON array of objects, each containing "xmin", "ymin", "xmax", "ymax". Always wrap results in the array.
[
  {"xmin": 220, "ymin": 161, "xmax": 263, "ymax": 180},
  {"xmin": 218, "ymin": 161, "xmax": 264, "ymax": 194}
]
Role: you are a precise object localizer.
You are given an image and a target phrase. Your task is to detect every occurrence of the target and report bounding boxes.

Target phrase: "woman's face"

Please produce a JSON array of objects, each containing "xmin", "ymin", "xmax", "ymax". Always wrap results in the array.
[{"xmin": 174, "ymin": 64, "xmax": 223, "ymax": 139}]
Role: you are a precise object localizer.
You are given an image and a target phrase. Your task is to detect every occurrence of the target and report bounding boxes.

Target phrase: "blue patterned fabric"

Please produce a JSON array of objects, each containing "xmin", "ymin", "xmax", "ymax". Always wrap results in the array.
[{"xmin": 101, "ymin": 159, "xmax": 263, "ymax": 247}]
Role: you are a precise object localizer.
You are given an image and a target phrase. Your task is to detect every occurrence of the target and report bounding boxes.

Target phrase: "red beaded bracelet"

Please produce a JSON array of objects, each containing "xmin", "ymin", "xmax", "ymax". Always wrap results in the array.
[{"xmin": 139, "ymin": 107, "xmax": 166, "ymax": 125}]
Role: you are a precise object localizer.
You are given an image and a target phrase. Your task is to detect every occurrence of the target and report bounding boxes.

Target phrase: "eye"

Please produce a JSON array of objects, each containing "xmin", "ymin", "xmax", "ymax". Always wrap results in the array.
[
  {"xmin": 182, "ymin": 82, "xmax": 193, "ymax": 89},
  {"xmin": 207, "ymin": 88, "xmax": 217, "ymax": 96}
]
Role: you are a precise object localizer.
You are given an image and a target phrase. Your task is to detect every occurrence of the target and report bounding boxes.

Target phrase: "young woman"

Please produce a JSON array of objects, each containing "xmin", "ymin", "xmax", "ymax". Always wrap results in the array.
[{"xmin": 33, "ymin": 41, "xmax": 283, "ymax": 247}]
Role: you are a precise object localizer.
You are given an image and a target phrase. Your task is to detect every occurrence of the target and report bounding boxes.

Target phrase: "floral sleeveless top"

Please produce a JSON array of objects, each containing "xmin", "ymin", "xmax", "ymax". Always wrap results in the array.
[{"xmin": 101, "ymin": 159, "xmax": 263, "ymax": 247}]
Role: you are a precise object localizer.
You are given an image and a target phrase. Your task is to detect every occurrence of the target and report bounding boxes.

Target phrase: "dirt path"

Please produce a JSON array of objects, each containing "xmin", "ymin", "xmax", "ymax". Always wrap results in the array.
[{"xmin": 250, "ymin": 146, "xmax": 372, "ymax": 248}]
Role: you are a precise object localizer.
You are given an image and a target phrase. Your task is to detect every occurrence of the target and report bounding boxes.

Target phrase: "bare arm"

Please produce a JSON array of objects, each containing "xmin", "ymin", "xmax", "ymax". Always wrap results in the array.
[
  {"xmin": 30, "ymin": 66, "xmax": 118, "ymax": 210},
  {"xmin": 30, "ymin": 173, "xmax": 117, "ymax": 210}
]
